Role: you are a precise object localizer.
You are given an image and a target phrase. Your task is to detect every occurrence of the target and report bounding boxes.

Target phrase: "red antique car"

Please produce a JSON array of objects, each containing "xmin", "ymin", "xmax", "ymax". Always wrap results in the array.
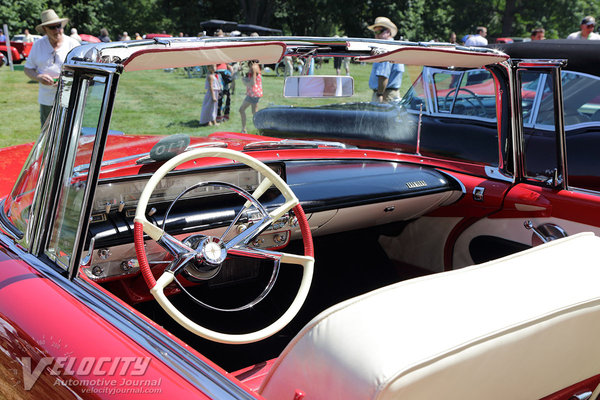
[
  {"xmin": 0, "ymin": 34, "xmax": 40, "ymax": 64},
  {"xmin": 1, "ymin": 36, "xmax": 600, "ymax": 399},
  {"xmin": 0, "ymin": 43, "xmax": 23, "ymax": 64}
]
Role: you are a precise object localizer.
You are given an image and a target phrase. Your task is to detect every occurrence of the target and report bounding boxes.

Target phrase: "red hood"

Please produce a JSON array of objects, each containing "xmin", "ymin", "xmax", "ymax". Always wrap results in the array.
[
  {"xmin": 95, "ymin": 131, "xmax": 280, "ymax": 178},
  {"xmin": 0, "ymin": 143, "xmax": 34, "ymax": 199}
]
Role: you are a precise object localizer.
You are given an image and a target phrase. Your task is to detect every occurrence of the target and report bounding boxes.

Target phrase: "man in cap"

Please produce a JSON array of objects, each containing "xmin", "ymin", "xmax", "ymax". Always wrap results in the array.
[
  {"xmin": 567, "ymin": 16, "xmax": 600, "ymax": 40},
  {"xmin": 24, "ymin": 9, "xmax": 80, "ymax": 126},
  {"xmin": 367, "ymin": 17, "xmax": 405, "ymax": 103}
]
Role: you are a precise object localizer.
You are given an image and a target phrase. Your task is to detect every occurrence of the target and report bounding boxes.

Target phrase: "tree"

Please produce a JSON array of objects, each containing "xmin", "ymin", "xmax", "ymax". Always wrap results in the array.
[{"xmin": 239, "ymin": 0, "xmax": 275, "ymax": 26}]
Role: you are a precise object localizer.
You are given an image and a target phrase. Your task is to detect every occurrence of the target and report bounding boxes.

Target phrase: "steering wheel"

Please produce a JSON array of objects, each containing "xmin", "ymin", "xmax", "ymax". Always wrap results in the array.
[
  {"xmin": 443, "ymin": 87, "xmax": 486, "ymax": 116},
  {"xmin": 133, "ymin": 148, "xmax": 314, "ymax": 344}
]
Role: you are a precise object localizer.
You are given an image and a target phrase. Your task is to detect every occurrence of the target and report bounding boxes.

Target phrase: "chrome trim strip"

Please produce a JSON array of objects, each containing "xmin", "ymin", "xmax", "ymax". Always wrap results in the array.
[
  {"xmin": 568, "ymin": 186, "xmax": 600, "ymax": 196},
  {"xmin": 484, "ymin": 165, "xmax": 514, "ymax": 182},
  {"xmin": 406, "ymin": 109, "xmax": 497, "ymax": 124},
  {"xmin": 435, "ymin": 169, "xmax": 466, "ymax": 195},
  {"xmin": 29, "ymin": 84, "xmax": 78, "ymax": 253},
  {"xmin": 68, "ymin": 74, "xmax": 116, "ymax": 279},
  {"xmin": 0, "ymin": 232, "xmax": 256, "ymax": 400}
]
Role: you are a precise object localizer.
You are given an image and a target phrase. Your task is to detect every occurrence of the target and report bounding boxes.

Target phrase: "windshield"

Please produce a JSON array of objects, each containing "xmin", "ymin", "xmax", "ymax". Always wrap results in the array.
[
  {"xmin": 0, "ymin": 38, "xmax": 509, "ymax": 258},
  {"xmin": 102, "ymin": 56, "xmax": 422, "ymax": 162}
]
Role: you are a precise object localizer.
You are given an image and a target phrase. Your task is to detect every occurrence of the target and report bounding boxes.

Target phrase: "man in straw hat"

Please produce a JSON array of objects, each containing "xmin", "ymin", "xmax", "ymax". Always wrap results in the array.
[
  {"xmin": 24, "ymin": 9, "xmax": 80, "ymax": 126},
  {"xmin": 367, "ymin": 16, "xmax": 405, "ymax": 103}
]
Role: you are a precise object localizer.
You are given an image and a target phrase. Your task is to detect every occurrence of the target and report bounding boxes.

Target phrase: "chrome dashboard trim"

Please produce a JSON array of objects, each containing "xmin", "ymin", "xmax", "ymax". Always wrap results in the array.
[{"xmin": 0, "ymin": 232, "xmax": 256, "ymax": 400}]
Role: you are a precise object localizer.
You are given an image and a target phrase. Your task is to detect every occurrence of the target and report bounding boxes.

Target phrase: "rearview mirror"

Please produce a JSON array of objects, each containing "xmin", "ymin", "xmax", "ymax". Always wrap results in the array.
[{"xmin": 284, "ymin": 75, "xmax": 354, "ymax": 98}]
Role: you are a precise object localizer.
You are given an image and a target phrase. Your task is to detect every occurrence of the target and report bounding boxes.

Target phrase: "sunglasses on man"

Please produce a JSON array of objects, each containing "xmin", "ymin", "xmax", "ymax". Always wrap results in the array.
[
  {"xmin": 372, "ymin": 27, "xmax": 389, "ymax": 35},
  {"xmin": 46, "ymin": 24, "xmax": 63, "ymax": 30}
]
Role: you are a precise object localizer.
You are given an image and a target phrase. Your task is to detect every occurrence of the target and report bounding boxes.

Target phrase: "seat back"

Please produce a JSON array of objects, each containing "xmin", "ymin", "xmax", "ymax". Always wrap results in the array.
[{"xmin": 259, "ymin": 233, "xmax": 600, "ymax": 400}]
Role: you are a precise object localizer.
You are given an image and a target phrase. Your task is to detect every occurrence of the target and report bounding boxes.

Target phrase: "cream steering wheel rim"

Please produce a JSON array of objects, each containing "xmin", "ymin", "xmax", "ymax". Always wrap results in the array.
[{"xmin": 133, "ymin": 148, "xmax": 314, "ymax": 344}]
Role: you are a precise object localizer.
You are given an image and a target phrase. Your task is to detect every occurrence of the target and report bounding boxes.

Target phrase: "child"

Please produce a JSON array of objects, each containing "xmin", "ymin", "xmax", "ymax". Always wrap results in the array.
[{"xmin": 239, "ymin": 60, "xmax": 263, "ymax": 133}]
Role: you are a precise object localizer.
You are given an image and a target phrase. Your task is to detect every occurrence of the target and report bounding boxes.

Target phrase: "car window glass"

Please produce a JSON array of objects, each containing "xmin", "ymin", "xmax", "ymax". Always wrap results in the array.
[
  {"xmin": 4, "ymin": 128, "xmax": 49, "ymax": 236},
  {"xmin": 406, "ymin": 68, "xmax": 500, "ymax": 166},
  {"xmin": 560, "ymin": 71, "xmax": 600, "ymax": 126},
  {"xmin": 522, "ymin": 71, "xmax": 558, "ymax": 183},
  {"xmin": 400, "ymin": 73, "xmax": 427, "ymax": 112},
  {"xmin": 520, "ymin": 71, "xmax": 542, "ymax": 125},
  {"xmin": 46, "ymin": 77, "xmax": 106, "ymax": 269},
  {"xmin": 560, "ymin": 71, "xmax": 600, "ymax": 191},
  {"xmin": 433, "ymin": 72, "xmax": 460, "ymax": 113},
  {"xmin": 451, "ymin": 70, "xmax": 496, "ymax": 119}
]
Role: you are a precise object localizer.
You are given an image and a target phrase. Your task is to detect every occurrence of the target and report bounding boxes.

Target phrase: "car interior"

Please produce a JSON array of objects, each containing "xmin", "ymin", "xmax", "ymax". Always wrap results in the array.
[{"xmin": 6, "ymin": 38, "xmax": 600, "ymax": 398}]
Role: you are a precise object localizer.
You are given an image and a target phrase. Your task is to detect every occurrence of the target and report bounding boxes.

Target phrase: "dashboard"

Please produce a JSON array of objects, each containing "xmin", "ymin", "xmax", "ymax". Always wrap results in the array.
[
  {"xmin": 82, "ymin": 159, "xmax": 463, "ymax": 284},
  {"xmin": 91, "ymin": 163, "xmax": 285, "ymax": 218}
]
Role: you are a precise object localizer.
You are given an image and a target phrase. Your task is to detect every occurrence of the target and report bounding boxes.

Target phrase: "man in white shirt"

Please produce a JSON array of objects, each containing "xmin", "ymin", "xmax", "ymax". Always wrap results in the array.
[
  {"xmin": 567, "ymin": 16, "xmax": 600, "ymax": 40},
  {"xmin": 24, "ymin": 9, "xmax": 80, "ymax": 126},
  {"xmin": 464, "ymin": 26, "xmax": 488, "ymax": 46}
]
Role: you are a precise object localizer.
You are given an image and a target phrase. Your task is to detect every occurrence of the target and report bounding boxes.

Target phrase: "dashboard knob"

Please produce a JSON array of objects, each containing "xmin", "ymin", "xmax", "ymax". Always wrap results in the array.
[
  {"xmin": 273, "ymin": 233, "xmax": 287, "ymax": 244},
  {"xmin": 98, "ymin": 248, "xmax": 111, "ymax": 260},
  {"xmin": 121, "ymin": 259, "xmax": 139, "ymax": 271}
]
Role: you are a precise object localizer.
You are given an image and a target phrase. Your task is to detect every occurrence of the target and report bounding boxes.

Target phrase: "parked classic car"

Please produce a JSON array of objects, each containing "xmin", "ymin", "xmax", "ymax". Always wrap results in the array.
[
  {"xmin": 1, "ymin": 37, "xmax": 600, "ymax": 399},
  {"xmin": 0, "ymin": 42, "xmax": 24, "ymax": 64},
  {"xmin": 0, "ymin": 34, "xmax": 39, "ymax": 64}
]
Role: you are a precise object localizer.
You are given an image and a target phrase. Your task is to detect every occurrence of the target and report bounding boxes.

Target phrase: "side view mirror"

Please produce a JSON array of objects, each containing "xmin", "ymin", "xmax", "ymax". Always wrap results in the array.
[{"xmin": 284, "ymin": 75, "xmax": 354, "ymax": 98}]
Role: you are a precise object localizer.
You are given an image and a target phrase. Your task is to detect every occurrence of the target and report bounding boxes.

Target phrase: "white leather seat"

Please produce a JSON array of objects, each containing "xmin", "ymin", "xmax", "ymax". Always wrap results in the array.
[{"xmin": 259, "ymin": 233, "xmax": 600, "ymax": 400}]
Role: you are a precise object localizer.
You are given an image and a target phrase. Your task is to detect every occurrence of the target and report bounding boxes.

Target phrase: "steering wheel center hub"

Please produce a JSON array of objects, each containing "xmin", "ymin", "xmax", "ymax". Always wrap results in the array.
[{"xmin": 201, "ymin": 238, "xmax": 227, "ymax": 265}]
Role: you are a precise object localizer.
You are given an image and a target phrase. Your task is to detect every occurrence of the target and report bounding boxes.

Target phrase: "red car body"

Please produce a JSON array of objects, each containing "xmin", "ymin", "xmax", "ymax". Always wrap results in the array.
[
  {"xmin": 0, "ymin": 43, "xmax": 24, "ymax": 63},
  {"xmin": 0, "ymin": 37, "xmax": 35, "ymax": 64},
  {"xmin": 79, "ymin": 34, "xmax": 102, "ymax": 43}
]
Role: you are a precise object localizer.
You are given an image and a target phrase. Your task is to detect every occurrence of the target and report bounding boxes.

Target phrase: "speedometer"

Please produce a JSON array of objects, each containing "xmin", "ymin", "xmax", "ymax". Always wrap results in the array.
[{"xmin": 93, "ymin": 163, "xmax": 284, "ymax": 215}]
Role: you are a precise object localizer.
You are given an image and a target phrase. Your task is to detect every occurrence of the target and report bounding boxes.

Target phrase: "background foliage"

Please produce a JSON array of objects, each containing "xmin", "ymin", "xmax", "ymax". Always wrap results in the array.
[{"xmin": 1, "ymin": 0, "xmax": 600, "ymax": 40}]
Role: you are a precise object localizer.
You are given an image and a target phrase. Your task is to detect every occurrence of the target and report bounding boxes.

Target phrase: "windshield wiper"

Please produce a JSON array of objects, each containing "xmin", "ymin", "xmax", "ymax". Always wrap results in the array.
[{"xmin": 243, "ymin": 139, "xmax": 353, "ymax": 151}]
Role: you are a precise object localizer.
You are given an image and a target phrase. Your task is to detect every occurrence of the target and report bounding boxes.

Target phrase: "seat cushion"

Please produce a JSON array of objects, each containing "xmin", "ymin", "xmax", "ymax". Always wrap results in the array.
[{"xmin": 259, "ymin": 233, "xmax": 600, "ymax": 400}]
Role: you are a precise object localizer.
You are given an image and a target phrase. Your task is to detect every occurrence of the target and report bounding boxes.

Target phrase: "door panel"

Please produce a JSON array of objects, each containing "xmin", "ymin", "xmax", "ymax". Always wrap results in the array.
[{"xmin": 453, "ymin": 65, "xmax": 600, "ymax": 267}]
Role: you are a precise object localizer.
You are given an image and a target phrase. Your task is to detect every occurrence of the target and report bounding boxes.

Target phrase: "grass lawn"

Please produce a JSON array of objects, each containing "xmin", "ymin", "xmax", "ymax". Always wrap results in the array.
[
  {"xmin": 0, "ymin": 65, "xmax": 42, "ymax": 148},
  {"xmin": 1, "ymin": 61, "xmax": 421, "ymax": 147}
]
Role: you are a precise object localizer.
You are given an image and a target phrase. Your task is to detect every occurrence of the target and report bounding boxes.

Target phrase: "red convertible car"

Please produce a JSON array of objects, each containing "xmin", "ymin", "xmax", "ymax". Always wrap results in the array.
[{"xmin": 1, "ymin": 37, "xmax": 600, "ymax": 399}]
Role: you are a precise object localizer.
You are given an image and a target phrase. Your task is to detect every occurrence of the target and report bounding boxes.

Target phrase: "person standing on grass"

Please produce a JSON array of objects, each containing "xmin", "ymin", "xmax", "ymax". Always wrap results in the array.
[
  {"xmin": 99, "ymin": 28, "xmax": 111, "ymax": 42},
  {"xmin": 24, "ymin": 9, "xmax": 80, "ymax": 127},
  {"xmin": 239, "ymin": 60, "xmax": 263, "ymax": 133},
  {"xmin": 199, "ymin": 65, "xmax": 222, "ymax": 126},
  {"xmin": 567, "ymin": 16, "xmax": 600, "ymax": 40},
  {"xmin": 464, "ymin": 26, "xmax": 488, "ymax": 46},
  {"xmin": 367, "ymin": 17, "xmax": 404, "ymax": 103}
]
